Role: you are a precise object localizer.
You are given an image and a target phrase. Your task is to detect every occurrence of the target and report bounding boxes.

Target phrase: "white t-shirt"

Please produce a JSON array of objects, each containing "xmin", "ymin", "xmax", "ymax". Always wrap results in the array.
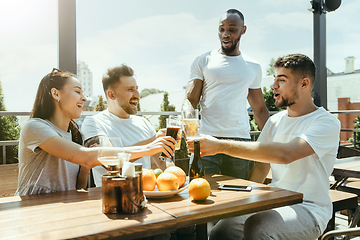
[
  {"xmin": 258, "ymin": 107, "xmax": 340, "ymax": 232},
  {"xmin": 16, "ymin": 118, "xmax": 80, "ymax": 196},
  {"xmin": 190, "ymin": 50, "xmax": 262, "ymax": 138},
  {"xmin": 81, "ymin": 110, "xmax": 156, "ymax": 186}
]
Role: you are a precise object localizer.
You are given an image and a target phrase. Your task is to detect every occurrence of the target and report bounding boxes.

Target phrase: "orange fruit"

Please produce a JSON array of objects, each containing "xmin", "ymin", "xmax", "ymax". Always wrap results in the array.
[
  {"xmin": 164, "ymin": 166, "xmax": 186, "ymax": 188},
  {"xmin": 188, "ymin": 178, "xmax": 211, "ymax": 201},
  {"xmin": 156, "ymin": 172, "xmax": 179, "ymax": 191},
  {"xmin": 142, "ymin": 169, "xmax": 156, "ymax": 191}
]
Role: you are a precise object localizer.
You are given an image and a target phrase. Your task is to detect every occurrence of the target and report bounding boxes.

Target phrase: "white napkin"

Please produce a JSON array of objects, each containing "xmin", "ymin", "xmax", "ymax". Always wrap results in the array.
[{"xmin": 122, "ymin": 161, "xmax": 135, "ymax": 177}]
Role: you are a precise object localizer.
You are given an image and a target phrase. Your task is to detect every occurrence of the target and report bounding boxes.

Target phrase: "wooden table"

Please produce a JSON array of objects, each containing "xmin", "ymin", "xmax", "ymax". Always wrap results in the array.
[
  {"xmin": 0, "ymin": 188, "xmax": 176, "ymax": 240},
  {"xmin": 150, "ymin": 174, "xmax": 303, "ymax": 240},
  {"xmin": 331, "ymin": 157, "xmax": 360, "ymax": 189},
  {"xmin": 0, "ymin": 174, "xmax": 303, "ymax": 240}
]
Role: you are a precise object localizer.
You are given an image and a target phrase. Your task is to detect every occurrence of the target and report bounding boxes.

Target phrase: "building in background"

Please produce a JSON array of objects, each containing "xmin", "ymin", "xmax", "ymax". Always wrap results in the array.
[
  {"xmin": 328, "ymin": 57, "xmax": 360, "ymax": 142},
  {"xmin": 338, "ymin": 97, "xmax": 360, "ymax": 142},
  {"xmin": 328, "ymin": 57, "xmax": 360, "ymax": 111},
  {"xmin": 77, "ymin": 61, "xmax": 93, "ymax": 99},
  {"xmin": 76, "ymin": 61, "xmax": 98, "ymax": 128}
]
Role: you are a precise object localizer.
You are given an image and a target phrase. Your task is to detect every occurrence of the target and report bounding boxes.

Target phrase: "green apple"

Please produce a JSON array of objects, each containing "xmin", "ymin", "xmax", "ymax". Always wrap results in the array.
[{"xmin": 153, "ymin": 168, "xmax": 163, "ymax": 179}]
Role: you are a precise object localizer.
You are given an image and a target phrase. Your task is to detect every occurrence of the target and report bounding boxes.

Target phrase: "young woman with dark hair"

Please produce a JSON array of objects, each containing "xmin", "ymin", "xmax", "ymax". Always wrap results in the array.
[{"xmin": 16, "ymin": 68, "xmax": 174, "ymax": 196}]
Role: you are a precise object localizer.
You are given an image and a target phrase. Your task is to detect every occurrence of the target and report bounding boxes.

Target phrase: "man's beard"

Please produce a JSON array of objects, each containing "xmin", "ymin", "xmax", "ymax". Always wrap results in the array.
[
  {"xmin": 275, "ymin": 95, "xmax": 297, "ymax": 109},
  {"xmin": 118, "ymin": 98, "xmax": 138, "ymax": 115},
  {"xmin": 123, "ymin": 105, "xmax": 137, "ymax": 115},
  {"xmin": 221, "ymin": 36, "xmax": 240, "ymax": 55}
]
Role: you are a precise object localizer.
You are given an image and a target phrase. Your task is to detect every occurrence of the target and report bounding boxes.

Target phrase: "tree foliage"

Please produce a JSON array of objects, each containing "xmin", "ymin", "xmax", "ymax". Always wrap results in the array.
[
  {"xmin": 249, "ymin": 86, "xmax": 281, "ymax": 132},
  {"xmin": 266, "ymin": 58, "xmax": 276, "ymax": 76},
  {"xmin": 140, "ymin": 88, "xmax": 164, "ymax": 98},
  {"xmin": 349, "ymin": 116, "xmax": 360, "ymax": 148},
  {"xmin": 249, "ymin": 57, "xmax": 281, "ymax": 132},
  {"xmin": 175, "ymin": 136, "xmax": 190, "ymax": 159},
  {"xmin": 95, "ymin": 95, "xmax": 107, "ymax": 111},
  {"xmin": 262, "ymin": 86, "xmax": 280, "ymax": 112},
  {"xmin": 249, "ymin": 117, "xmax": 259, "ymax": 132},
  {"xmin": 0, "ymin": 82, "xmax": 20, "ymax": 164},
  {"xmin": 157, "ymin": 92, "xmax": 175, "ymax": 130},
  {"xmin": 264, "ymin": 57, "xmax": 280, "ymax": 111}
]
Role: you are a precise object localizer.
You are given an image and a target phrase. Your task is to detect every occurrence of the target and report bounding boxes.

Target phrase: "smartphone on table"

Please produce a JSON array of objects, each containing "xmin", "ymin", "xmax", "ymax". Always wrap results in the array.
[{"xmin": 218, "ymin": 185, "xmax": 252, "ymax": 191}]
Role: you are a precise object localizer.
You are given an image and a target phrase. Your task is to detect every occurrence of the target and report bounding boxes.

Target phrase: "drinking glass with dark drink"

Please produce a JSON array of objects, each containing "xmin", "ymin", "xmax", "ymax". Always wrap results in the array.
[{"xmin": 159, "ymin": 115, "xmax": 181, "ymax": 163}]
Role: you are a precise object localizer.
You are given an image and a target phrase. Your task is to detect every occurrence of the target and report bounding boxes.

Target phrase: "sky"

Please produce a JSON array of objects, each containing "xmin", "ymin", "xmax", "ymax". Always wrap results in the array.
[{"xmin": 0, "ymin": 0, "xmax": 359, "ymax": 112}]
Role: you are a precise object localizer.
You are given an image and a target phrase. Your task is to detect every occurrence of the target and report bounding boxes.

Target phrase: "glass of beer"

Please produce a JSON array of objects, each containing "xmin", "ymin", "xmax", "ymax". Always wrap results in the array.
[
  {"xmin": 160, "ymin": 115, "xmax": 181, "ymax": 162},
  {"xmin": 181, "ymin": 109, "xmax": 199, "ymax": 140}
]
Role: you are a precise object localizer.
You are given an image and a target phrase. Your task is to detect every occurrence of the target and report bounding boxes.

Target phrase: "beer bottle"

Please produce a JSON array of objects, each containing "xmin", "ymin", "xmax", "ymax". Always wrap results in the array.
[{"xmin": 189, "ymin": 140, "xmax": 205, "ymax": 181}]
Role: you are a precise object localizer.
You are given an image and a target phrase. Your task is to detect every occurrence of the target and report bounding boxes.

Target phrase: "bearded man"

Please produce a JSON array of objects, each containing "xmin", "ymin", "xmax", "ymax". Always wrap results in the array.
[
  {"xmin": 185, "ymin": 9, "xmax": 270, "ymax": 179},
  {"xmin": 81, "ymin": 64, "xmax": 174, "ymax": 187},
  {"xmin": 188, "ymin": 54, "xmax": 340, "ymax": 240}
]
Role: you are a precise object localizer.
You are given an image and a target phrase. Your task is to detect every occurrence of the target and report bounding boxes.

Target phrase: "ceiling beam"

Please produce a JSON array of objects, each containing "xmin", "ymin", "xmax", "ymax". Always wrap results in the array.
[{"xmin": 58, "ymin": 0, "xmax": 77, "ymax": 74}]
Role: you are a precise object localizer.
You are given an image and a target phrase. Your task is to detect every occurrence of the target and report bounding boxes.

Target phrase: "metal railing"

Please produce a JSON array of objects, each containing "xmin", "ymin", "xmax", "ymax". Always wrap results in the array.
[
  {"xmin": 0, "ymin": 141, "xmax": 19, "ymax": 165},
  {"xmin": 340, "ymin": 129, "xmax": 360, "ymax": 150},
  {"xmin": 1, "ymin": 110, "xmax": 360, "ymax": 164},
  {"xmin": 0, "ymin": 111, "xmax": 187, "ymax": 164}
]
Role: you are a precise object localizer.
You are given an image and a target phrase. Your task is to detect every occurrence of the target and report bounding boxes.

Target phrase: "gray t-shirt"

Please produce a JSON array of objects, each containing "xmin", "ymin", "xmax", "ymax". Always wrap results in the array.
[{"xmin": 15, "ymin": 118, "xmax": 80, "ymax": 196}]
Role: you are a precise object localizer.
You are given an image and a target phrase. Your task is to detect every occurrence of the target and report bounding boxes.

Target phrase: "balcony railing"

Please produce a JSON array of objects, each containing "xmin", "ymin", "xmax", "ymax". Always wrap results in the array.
[{"xmin": 1, "ymin": 110, "xmax": 360, "ymax": 164}]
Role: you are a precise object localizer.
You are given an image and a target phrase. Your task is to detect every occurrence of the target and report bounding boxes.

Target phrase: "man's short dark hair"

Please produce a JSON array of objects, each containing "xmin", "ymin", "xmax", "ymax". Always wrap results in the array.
[
  {"xmin": 274, "ymin": 54, "xmax": 316, "ymax": 85},
  {"xmin": 102, "ymin": 64, "xmax": 134, "ymax": 93},
  {"xmin": 227, "ymin": 9, "xmax": 244, "ymax": 22}
]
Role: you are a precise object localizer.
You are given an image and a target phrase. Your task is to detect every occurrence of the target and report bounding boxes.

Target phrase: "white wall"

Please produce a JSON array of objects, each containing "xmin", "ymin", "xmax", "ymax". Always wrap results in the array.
[
  {"xmin": 139, "ymin": 89, "xmax": 185, "ymax": 128},
  {"xmin": 327, "ymin": 73, "xmax": 360, "ymax": 111}
]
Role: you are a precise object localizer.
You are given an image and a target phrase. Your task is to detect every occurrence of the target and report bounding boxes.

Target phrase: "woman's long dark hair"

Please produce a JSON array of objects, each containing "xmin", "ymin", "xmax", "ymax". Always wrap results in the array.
[{"xmin": 31, "ymin": 68, "xmax": 83, "ymax": 145}]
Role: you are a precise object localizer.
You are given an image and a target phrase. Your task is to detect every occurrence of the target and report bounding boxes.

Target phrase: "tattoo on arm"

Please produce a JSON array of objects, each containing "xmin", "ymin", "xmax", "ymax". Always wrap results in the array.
[
  {"xmin": 67, "ymin": 155, "xmax": 75, "ymax": 162},
  {"xmin": 84, "ymin": 136, "xmax": 101, "ymax": 148}
]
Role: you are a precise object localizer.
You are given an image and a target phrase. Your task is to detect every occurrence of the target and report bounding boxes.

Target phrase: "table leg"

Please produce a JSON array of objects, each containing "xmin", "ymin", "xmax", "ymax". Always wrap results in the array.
[
  {"xmin": 196, "ymin": 223, "xmax": 207, "ymax": 240},
  {"xmin": 330, "ymin": 175, "xmax": 348, "ymax": 190}
]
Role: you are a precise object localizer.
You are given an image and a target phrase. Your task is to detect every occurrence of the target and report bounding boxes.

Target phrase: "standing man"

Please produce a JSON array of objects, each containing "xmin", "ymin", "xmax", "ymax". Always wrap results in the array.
[
  {"xmin": 188, "ymin": 54, "xmax": 341, "ymax": 239},
  {"xmin": 186, "ymin": 9, "xmax": 270, "ymax": 179},
  {"xmin": 81, "ymin": 64, "xmax": 174, "ymax": 187}
]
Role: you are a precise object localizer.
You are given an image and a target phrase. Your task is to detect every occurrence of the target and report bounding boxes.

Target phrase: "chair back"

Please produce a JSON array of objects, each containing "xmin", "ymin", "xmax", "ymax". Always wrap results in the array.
[{"xmin": 338, "ymin": 145, "xmax": 360, "ymax": 158}]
